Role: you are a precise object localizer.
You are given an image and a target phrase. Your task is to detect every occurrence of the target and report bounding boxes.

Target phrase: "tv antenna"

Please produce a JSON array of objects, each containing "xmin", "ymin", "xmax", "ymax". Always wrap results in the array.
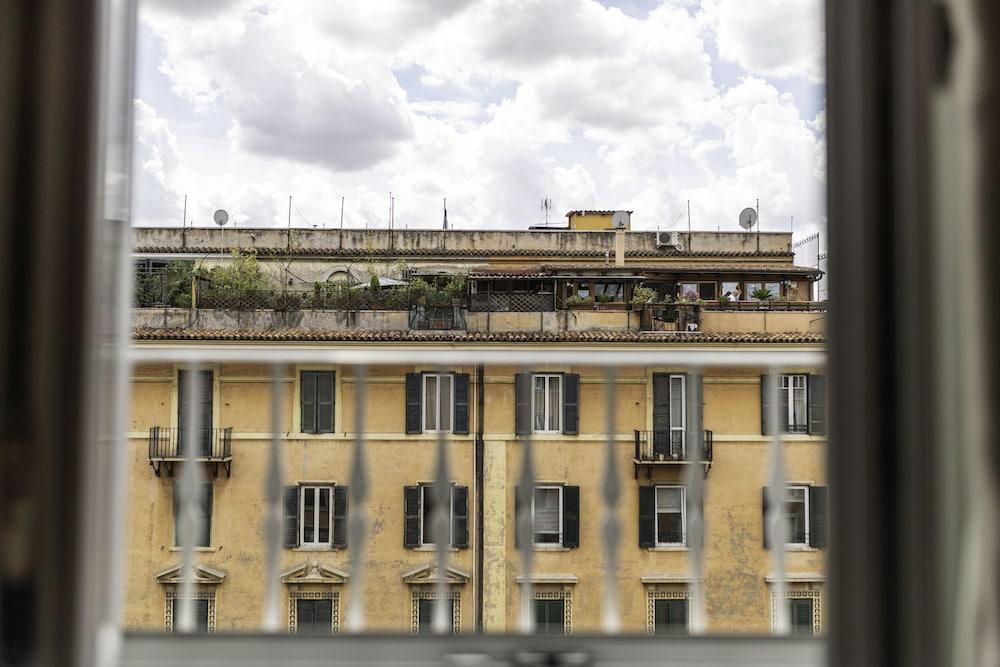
[{"xmin": 541, "ymin": 197, "xmax": 552, "ymax": 226}]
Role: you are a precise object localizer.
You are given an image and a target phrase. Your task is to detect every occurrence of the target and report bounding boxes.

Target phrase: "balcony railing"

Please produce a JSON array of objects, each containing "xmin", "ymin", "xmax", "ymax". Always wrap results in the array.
[
  {"xmin": 469, "ymin": 293, "xmax": 556, "ymax": 312},
  {"xmin": 633, "ymin": 429, "xmax": 713, "ymax": 478},
  {"xmin": 639, "ymin": 304, "xmax": 701, "ymax": 331},
  {"xmin": 148, "ymin": 426, "xmax": 234, "ymax": 478},
  {"xmin": 409, "ymin": 306, "xmax": 467, "ymax": 330}
]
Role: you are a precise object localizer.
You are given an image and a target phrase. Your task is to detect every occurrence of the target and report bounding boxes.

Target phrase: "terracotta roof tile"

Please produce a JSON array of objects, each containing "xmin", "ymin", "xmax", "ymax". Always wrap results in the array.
[{"xmin": 132, "ymin": 328, "xmax": 825, "ymax": 344}]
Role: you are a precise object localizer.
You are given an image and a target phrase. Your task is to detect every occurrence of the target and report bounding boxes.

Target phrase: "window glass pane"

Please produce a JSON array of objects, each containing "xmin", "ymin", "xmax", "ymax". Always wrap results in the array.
[
  {"xmin": 172, "ymin": 599, "xmax": 209, "ymax": 633},
  {"xmin": 302, "ymin": 488, "xmax": 315, "ymax": 543},
  {"xmin": 533, "ymin": 376, "xmax": 546, "ymax": 431},
  {"xmin": 417, "ymin": 599, "xmax": 454, "ymax": 634},
  {"xmin": 786, "ymin": 487, "xmax": 808, "ymax": 543},
  {"xmin": 547, "ymin": 376, "xmax": 560, "ymax": 431},
  {"xmin": 576, "ymin": 282, "xmax": 590, "ymax": 298},
  {"xmin": 789, "ymin": 599, "xmax": 814, "ymax": 636},
  {"xmin": 317, "ymin": 487, "xmax": 330, "ymax": 543},
  {"xmin": 424, "ymin": 375, "xmax": 438, "ymax": 431},
  {"xmin": 721, "ymin": 281, "xmax": 741, "ymax": 300},
  {"xmin": 680, "ymin": 283, "xmax": 699, "ymax": 300},
  {"xmin": 792, "ymin": 379, "xmax": 807, "ymax": 428},
  {"xmin": 699, "ymin": 282, "xmax": 717, "ymax": 300},
  {"xmin": 422, "ymin": 486, "xmax": 436, "ymax": 545},
  {"xmin": 533, "ymin": 488, "xmax": 560, "ymax": 542},
  {"xmin": 439, "ymin": 375, "xmax": 452, "ymax": 431},
  {"xmin": 654, "ymin": 599, "xmax": 688, "ymax": 636},
  {"xmin": 766, "ymin": 281, "xmax": 782, "ymax": 297}
]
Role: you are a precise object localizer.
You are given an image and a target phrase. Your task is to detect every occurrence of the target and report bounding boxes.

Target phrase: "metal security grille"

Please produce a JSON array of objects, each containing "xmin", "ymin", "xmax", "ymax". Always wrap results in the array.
[{"xmin": 119, "ymin": 344, "xmax": 824, "ymax": 666}]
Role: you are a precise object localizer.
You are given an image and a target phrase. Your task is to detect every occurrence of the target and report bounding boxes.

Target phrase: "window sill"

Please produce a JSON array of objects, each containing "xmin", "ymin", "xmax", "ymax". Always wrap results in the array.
[
  {"xmin": 293, "ymin": 546, "xmax": 340, "ymax": 552},
  {"xmin": 785, "ymin": 544, "xmax": 818, "ymax": 552},
  {"xmin": 168, "ymin": 546, "xmax": 216, "ymax": 552},
  {"xmin": 414, "ymin": 546, "xmax": 459, "ymax": 552},
  {"xmin": 532, "ymin": 545, "xmax": 571, "ymax": 552},
  {"xmin": 647, "ymin": 545, "xmax": 689, "ymax": 552}
]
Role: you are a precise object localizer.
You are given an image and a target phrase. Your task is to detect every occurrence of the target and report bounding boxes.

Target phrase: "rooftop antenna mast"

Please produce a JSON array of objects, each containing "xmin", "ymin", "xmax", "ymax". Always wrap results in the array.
[
  {"xmin": 541, "ymin": 197, "xmax": 552, "ymax": 226},
  {"xmin": 443, "ymin": 198, "xmax": 448, "ymax": 230}
]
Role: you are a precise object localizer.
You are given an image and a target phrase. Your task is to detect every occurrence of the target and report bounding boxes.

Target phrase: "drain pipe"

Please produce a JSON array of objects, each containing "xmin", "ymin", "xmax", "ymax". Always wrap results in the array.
[{"xmin": 475, "ymin": 363, "xmax": 485, "ymax": 632}]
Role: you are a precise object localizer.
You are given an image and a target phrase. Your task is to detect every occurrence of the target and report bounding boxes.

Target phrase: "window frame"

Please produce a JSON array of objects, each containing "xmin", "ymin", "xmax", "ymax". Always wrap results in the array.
[
  {"xmin": 299, "ymin": 485, "xmax": 335, "ymax": 549},
  {"xmin": 299, "ymin": 369, "xmax": 336, "ymax": 435},
  {"xmin": 669, "ymin": 374, "xmax": 686, "ymax": 455},
  {"xmin": 654, "ymin": 485, "xmax": 686, "ymax": 546},
  {"xmin": 421, "ymin": 372, "xmax": 455, "ymax": 433},
  {"xmin": 419, "ymin": 483, "xmax": 455, "ymax": 547},
  {"xmin": 531, "ymin": 485, "xmax": 563, "ymax": 546},
  {"xmin": 531, "ymin": 373, "xmax": 563, "ymax": 434},
  {"xmin": 785, "ymin": 485, "xmax": 810, "ymax": 546},
  {"xmin": 780, "ymin": 374, "xmax": 809, "ymax": 433}
]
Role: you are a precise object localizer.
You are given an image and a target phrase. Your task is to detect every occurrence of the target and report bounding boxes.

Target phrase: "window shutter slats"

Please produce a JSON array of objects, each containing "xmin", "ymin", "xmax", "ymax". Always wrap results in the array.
[
  {"xmin": 452, "ymin": 485, "xmax": 469, "ymax": 548},
  {"xmin": 453, "ymin": 374, "xmax": 470, "ymax": 435},
  {"xmin": 300, "ymin": 371, "xmax": 317, "ymax": 434},
  {"xmin": 562, "ymin": 374, "xmax": 579, "ymax": 435},
  {"xmin": 404, "ymin": 485, "xmax": 421, "ymax": 548},
  {"xmin": 515, "ymin": 373, "xmax": 530, "ymax": 435},
  {"xmin": 514, "ymin": 484, "xmax": 523, "ymax": 548},
  {"xmin": 283, "ymin": 485, "xmax": 300, "ymax": 548},
  {"xmin": 332, "ymin": 485, "xmax": 349, "ymax": 548},
  {"xmin": 562, "ymin": 485, "xmax": 580, "ymax": 548},
  {"xmin": 405, "ymin": 373, "xmax": 422, "ymax": 434},
  {"xmin": 762, "ymin": 486, "xmax": 770, "ymax": 549},
  {"xmin": 652, "ymin": 373, "xmax": 671, "ymax": 435},
  {"xmin": 809, "ymin": 485, "xmax": 828, "ymax": 548},
  {"xmin": 760, "ymin": 375, "xmax": 772, "ymax": 435},
  {"xmin": 317, "ymin": 372, "xmax": 335, "ymax": 433},
  {"xmin": 639, "ymin": 486, "xmax": 656, "ymax": 547},
  {"xmin": 807, "ymin": 374, "xmax": 827, "ymax": 435}
]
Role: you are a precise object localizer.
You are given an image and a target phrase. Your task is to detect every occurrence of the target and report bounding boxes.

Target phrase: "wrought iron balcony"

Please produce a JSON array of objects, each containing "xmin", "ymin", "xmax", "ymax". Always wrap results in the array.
[
  {"xmin": 633, "ymin": 429, "xmax": 713, "ymax": 478},
  {"xmin": 148, "ymin": 426, "xmax": 234, "ymax": 478}
]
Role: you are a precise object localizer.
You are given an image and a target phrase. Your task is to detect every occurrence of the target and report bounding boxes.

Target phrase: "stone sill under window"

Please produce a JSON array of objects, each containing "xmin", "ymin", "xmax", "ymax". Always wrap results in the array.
[
  {"xmin": 293, "ymin": 546, "xmax": 341, "ymax": 552},
  {"xmin": 414, "ymin": 545, "xmax": 459, "ymax": 553},
  {"xmin": 168, "ymin": 546, "xmax": 216, "ymax": 553},
  {"xmin": 647, "ymin": 545, "xmax": 689, "ymax": 552},
  {"xmin": 785, "ymin": 544, "xmax": 818, "ymax": 552},
  {"xmin": 533, "ymin": 544, "xmax": 571, "ymax": 552}
]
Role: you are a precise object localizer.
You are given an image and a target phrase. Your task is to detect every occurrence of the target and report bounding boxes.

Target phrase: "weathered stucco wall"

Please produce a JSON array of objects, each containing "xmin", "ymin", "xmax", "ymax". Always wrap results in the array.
[{"xmin": 126, "ymin": 360, "xmax": 826, "ymax": 635}]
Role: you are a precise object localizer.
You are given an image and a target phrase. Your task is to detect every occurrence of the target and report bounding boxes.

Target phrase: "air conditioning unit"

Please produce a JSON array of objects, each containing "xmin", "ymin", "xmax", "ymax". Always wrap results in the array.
[{"xmin": 656, "ymin": 231, "xmax": 684, "ymax": 251}]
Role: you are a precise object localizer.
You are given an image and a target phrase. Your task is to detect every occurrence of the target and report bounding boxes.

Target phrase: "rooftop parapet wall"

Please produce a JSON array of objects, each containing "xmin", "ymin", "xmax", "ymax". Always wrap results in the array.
[{"xmin": 132, "ymin": 227, "xmax": 794, "ymax": 257}]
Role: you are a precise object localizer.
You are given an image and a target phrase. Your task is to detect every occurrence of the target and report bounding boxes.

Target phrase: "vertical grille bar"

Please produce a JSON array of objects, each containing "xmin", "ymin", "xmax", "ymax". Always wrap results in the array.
[
  {"xmin": 262, "ymin": 364, "xmax": 285, "ymax": 632},
  {"xmin": 601, "ymin": 367, "xmax": 621, "ymax": 633},
  {"xmin": 346, "ymin": 365, "xmax": 369, "ymax": 632},
  {"xmin": 516, "ymin": 367, "xmax": 536, "ymax": 634},
  {"xmin": 432, "ymin": 366, "xmax": 452, "ymax": 634},
  {"xmin": 175, "ymin": 363, "xmax": 205, "ymax": 633},
  {"xmin": 684, "ymin": 368, "xmax": 707, "ymax": 633},
  {"xmin": 764, "ymin": 368, "xmax": 789, "ymax": 633}
]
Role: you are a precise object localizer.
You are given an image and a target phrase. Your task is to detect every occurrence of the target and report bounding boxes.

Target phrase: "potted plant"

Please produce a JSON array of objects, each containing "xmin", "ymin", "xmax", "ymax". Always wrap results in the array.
[
  {"xmin": 444, "ymin": 274, "xmax": 467, "ymax": 307},
  {"xmin": 752, "ymin": 286, "xmax": 774, "ymax": 308},
  {"xmin": 630, "ymin": 286, "xmax": 656, "ymax": 310},
  {"xmin": 565, "ymin": 294, "xmax": 594, "ymax": 309}
]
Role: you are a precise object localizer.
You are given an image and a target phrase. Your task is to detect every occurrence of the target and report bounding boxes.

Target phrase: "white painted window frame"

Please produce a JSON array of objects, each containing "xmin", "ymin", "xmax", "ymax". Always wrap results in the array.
[
  {"xmin": 299, "ymin": 485, "xmax": 335, "ymax": 548},
  {"xmin": 785, "ymin": 485, "xmax": 810, "ymax": 546},
  {"xmin": 421, "ymin": 372, "xmax": 455, "ymax": 433},
  {"xmin": 669, "ymin": 374, "xmax": 686, "ymax": 455},
  {"xmin": 531, "ymin": 373, "xmax": 563, "ymax": 434},
  {"xmin": 780, "ymin": 374, "xmax": 809, "ymax": 432},
  {"xmin": 654, "ymin": 485, "xmax": 686, "ymax": 546},
  {"xmin": 531, "ymin": 485, "xmax": 563, "ymax": 546}
]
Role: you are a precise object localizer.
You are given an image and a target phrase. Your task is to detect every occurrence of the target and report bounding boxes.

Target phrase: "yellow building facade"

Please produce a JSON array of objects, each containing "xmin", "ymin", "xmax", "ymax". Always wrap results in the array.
[{"xmin": 126, "ymin": 226, "xmax": 826, "ymax": 636}]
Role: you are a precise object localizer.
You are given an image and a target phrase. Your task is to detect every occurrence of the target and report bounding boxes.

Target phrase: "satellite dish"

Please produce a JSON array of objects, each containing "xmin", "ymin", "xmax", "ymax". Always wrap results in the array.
[
  {"xmin": 213, "ymin": 209, "xmax": 229, "ymax": 227},
  {"xmin": 738, "ymin": 207, "xmax": 757, "ymax": 230}
]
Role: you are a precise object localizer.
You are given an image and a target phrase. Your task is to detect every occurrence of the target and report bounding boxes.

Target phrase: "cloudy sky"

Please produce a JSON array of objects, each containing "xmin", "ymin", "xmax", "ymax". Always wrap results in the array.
[{"xmin": 132, "ymin": 0, "xmax": 825, "ymax": 239}]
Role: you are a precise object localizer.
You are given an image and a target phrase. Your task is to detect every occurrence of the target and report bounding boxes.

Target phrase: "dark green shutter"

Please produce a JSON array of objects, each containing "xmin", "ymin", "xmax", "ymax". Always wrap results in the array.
[
  {"xmin": 515, "ymin": 373, "xmax": 530, "ymax": 435},
  {"xmin": 807, "ymin": 374, "xmax": 827, "ymax": 435},
  {"xmin": 178, "ymin": 370, "xmax": 213, "ymax": 455},
  {"xmin": 404, "ymin": 485, "xmax": 421, "ymax": 548},
  {"xmin": 453, "ymin": 374, "xmax": 470, "ymax": 435},
  {"xmin": 562, "ymin": 485, "xmax": 579, "ymax": 548},
  {"xmin": 317, "ymin": 372, "xmax": 334, "ymax": 433},
  {"xmin": 452, "ymin": 485, "xmax": 469, "ymax": 548},
  {"xmin": 790, "ymin": 599, "xmax": 814, "ymax": 635},
  {"xmin": 300, "ymin": 371, "xmax": 317, "ymax": 433},
  {"xmin": 284, "ymin": 485, "xmax": 300, "ymax": 548},
  {"xmin": 652, "ymin": 373, "xmax": 671, "ymax": 436},
  {"xmin": 762, "ymin": 486, "xmax": 770, "ymax": 549},
  {"xmin": 639, "ymin": 486, "xmax": 656, "ymax": 547},
  {"xmin": 405, "ymin": 373, "xmax": 422, "ymax": 434},
  {"xmin": 332, "ymin": 485, "xmax": 348, "ymax": 548},
  {"xmin": 760, "ymin": 374, "xmax": 772, "ymax": 435},
  {"xmin": 809, "ymin": 485, "xmax": 828, "ymax": 548},
  {"xmin": 562, "ymin": 374, "xmax": 579, "ymax": 435}
]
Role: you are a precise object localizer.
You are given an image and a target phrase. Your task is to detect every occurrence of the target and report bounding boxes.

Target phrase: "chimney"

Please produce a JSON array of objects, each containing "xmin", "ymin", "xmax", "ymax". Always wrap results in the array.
[{"xmin": 615, "ymin": 228, "xmax": 625, "ymax": 266}]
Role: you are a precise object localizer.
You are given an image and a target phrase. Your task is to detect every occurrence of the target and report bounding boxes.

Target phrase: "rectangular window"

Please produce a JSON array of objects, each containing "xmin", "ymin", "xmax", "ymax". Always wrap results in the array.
[
  {"xmin": 679, "ymin": 282, "xmax": 699, "ymax": 300},
  {"xmin": 698, "ymin": 282, "xmax": 717, "ymax": 300},
  {"xmin": 653, "ymin": 598, "xmax": 689, "ymax": 636},
  {"xmin": 422, "ymin": 373, "xmax": 454, "ymax": 432},
  {"xmin": 789, "ymin": 598, "xmax": 815, "ymax": 636},
  {"xmin": 173, "ymin": 482, "xmax": 212, "ymax": 548},
  {"xmin": 780, "ymin": 374, "xmax": 809, "ymax": 432},
  {"xmin": 721, "ymin": 281, "xmax": 742, "ymax": 300},
  {"xmin": 575, "ymin": 282, "xmax": 590, "ymax": 299},
  {"xmin": 532, "ymin": 374, "xmax": 562, "ymax": 433},
  {"xmin": 655, "ymin": 486, "xmax": 685, "ymax": 545},
  {"xmin": 532, "ymin": 598, "xmax": 566, "ymax": 635},
  {"xmin": 300, "ymin": 371, "xmax": 335, "ymax": 434},
  {"xmin": 669, "ymin": 375, "xmax": 686, "ymax": 456},
  {"xmin": 300, "ymin": 486, "xmax": 333, "ymax": 547},
  {"xmin": 532, "ymin": 486, "xmax": 562, "ymax": 545},
  {"xmin": 420, "ymin": 484, "xmax": 454, "ymax": 546},
  {"xmin": 171, "ymin": 598, "xmax": 209, "ymax": 633},
  {"xmin": 417, "ymin": 598, "xmax": 455, "ymax": 634},
  {"xmin": 747, "ymin": 281, "xmax": 783, "ymax": 300},
  {"xmin": 786, "ymin": 486, "xmax": 809, "ymax": 545},
  {"xmin": 295, "ymin": 599, "xmax": 333, "ymax": 635},
  {"xmin": 594, "ymin": 282, "xmax": 624, "ymax": 300}
]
